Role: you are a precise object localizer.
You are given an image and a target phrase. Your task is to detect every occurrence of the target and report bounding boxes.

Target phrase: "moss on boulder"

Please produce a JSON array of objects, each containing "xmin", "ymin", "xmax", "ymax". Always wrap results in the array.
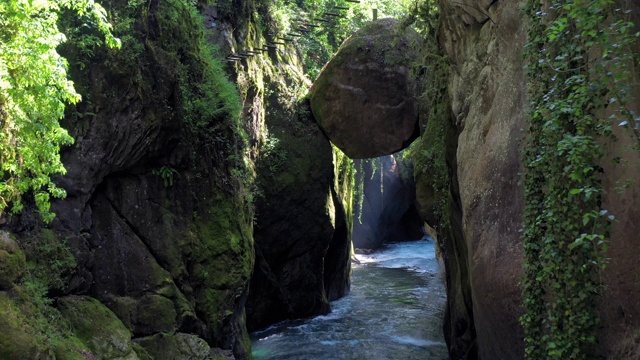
[
  {"xmin": 57, "ymin": 295, "xmax": 138, "ymax": 359},
  {"xmin": 0, "ymin": 292, "xmax": 47, "ymax": 359},
  {"xmin": 52, "ymin": 337, "xmax": 96, "ymax": 360},
  {"xmin": 134, "ymin": 332, "xmax": 212, "ymax": 360},
  {"xmin": 0, "ymin": 231, "xmax": 26, "ymax": 290},
  {"xmin": 187, "ymin": 193, "xmax": 254, "ymax": 341},
  {"xmin": 132, "ymin": 294, "xmax": 177, "ymax": 336}
]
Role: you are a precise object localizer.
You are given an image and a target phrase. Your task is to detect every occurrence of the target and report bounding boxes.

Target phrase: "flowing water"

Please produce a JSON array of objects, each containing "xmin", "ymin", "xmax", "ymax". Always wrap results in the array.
[{"xmin": 250, "ymin": 239, "xmax": 448, "ymax": 360}]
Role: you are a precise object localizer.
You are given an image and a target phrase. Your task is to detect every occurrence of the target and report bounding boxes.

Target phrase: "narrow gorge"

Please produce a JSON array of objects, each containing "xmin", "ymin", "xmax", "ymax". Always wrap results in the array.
[{"xmin": 1, "ymin": 0, "xmax": 640, "ymax": 359}]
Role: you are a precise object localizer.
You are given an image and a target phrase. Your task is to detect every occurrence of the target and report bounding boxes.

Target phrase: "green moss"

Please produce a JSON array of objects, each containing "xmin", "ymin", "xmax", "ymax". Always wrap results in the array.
[
  {"xmin": 333, "ymin": 145, "xmax": 356, "ymax": 237},
  {"xmin": 187, "ymin": 194, "xmax": 254, "ymax": 339},
  {"xmin": 61, "ymin": 0, "xmax": 243, "ymax": 150},
  {"xmin": 133, "ymin": 294, "xmax": 177, "ymax": 335},
  {"xmin": 0, "ymin": 293, "xmax": 46, "ymax": 359},
  {"xmin": 0, "ymin": 232, "xmax": 26, "ymax": 289},
  {"xmin": 135, "ymin": 333, "xmax": 211, "ymax": 360},
  {"xmin": 19, "ymin": 228, "xmax": 76, "ymax": 292},
  {"xmin": 3, "ymin": 286, "xmax": 92, "ymax": 359},
  {"xmin": 57, "ymin": 295, "xmax": 135, "ymax": 359},
  {"xmin": 412, "ymin": 92, "xmax": 451, "ymax": 234},
  {"xmin": 404, "ymin": 2, "xmax": 450, "ymax": 252},
  {"xmin": 0, "ymin": 250, "xmax": 26, "ymax": 289},
  {"xmin": 0, "ymin": 252, "xmax": 101, "ymax": 360},
  {"xmin": 131, "ymin": 343, "xmax": 152, "ymax": 360},
  {"xmin": 156, "ymin": 284, "xmax": 194, "ymax": 326},
  {"xmin": 52, "ymin": 337, "xmax": 94, "ymax": 360},
  {"xmin": 241, "ymin": 316, "xmax": 252, "ymax": 357}
]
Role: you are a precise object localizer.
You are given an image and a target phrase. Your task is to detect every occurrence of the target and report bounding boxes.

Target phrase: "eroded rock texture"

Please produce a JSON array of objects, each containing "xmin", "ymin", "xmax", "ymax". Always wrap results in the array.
[
  {"xmin": 310, "ymin": 18, "xmax": 422, "ymax": 159},
  {"xmin": 352, "ymin": 155, "xmax": 423, "ymax": 250},
  {"xmin": 426, "ymin": 1, "xmax": 640, "ymax": 358},
  {"xmin": 436, "ymin": 1, "xmax": 526, "ymax": 359}
]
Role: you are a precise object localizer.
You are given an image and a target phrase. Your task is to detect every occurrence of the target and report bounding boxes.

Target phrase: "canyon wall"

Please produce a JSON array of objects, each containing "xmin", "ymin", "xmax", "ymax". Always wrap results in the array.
[
  {"xmin": 424, "ymin": 1, "xmax": 640, "ymax": 358},
  {"xmin": 0, "ymin": 0, "xmax": 352, "ymax": 358}
]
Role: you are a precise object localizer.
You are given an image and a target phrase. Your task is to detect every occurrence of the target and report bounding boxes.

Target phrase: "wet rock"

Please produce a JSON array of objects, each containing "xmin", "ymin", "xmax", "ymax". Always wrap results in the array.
[{"xmin": 310, "ymin": 18, "xmax": 422, "ymax": 159}]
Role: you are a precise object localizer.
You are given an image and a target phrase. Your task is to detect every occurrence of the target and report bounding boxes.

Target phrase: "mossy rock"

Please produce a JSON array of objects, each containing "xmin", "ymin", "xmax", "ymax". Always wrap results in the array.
[
  {"xmin": 57, "ymin": 295, "xmax": 137, "ymax": 359},
  {"xmin": 131, "ymin": 343, "xmax": 152, "ymax": 360},
  {"xmin": 18, "ymin": 228, "xmax": 76, "ymax": 292},
  {"xmin": 134, "ymin": 332, "xmax": 211, "ymax": 360},
  {"xmin": 0, "ymin": 292, "xmax": 48, "ymax": 359},
  {"xmin": 188, "ymin": 194, "xmax": 253, "ymax": 337},
  {"xmin": 52, "ymin": 338, "xmax": 95, "ymax": 360},
  {"xmin": 0, "ymin": 231, "xmax": 26, "ymax": 290},
  {"xmin": 132, "ymin": 294, "xmax": 177, "ymax": 336}
]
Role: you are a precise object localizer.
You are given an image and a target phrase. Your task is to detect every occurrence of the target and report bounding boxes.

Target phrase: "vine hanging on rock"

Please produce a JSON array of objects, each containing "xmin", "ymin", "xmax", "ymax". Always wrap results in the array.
[{"xmin": 521, "ymin": 0, "xmax": 637, "ymax": 358}]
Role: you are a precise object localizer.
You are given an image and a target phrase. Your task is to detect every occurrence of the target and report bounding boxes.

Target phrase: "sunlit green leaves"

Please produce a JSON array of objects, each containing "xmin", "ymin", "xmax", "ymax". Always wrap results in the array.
[
  {"xmin": 0, "ymin": 0, "xmax": 119, "ymax": 222},
  {"xmin": 521, "ymin": 0, "xmax": 637, "ymax": 358},
  {"xmin": 263, "ymin": 0, "xmax": 414, "ymax": 79}
]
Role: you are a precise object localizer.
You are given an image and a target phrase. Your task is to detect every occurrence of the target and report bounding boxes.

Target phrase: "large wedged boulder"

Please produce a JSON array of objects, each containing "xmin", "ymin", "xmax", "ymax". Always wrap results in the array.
[{"xmin": 310, "ymin": 18, "xmax": 422, "ymax": 159}]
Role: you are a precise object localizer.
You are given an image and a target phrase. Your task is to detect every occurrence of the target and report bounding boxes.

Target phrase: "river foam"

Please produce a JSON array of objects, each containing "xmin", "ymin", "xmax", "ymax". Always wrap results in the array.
[{"xmin": 251, "ymin": 239, "xmax": 447, "ymax": 359}]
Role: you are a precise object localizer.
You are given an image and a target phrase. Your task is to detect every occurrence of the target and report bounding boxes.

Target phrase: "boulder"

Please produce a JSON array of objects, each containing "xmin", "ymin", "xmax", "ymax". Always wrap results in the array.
[
  {"xmin": 134, "ymin": 333, "xmax": 212, "ymax": 360},
  {"xmin": 0, "ymin": 293, "xmax": 45, "ymax": 359},
  {"xmin": 310, "ymin": 18, "xmax": 422, "ymax": 159},
  {"xmin": 57, "ymin": 295, "xmax": 137, "ymax": 359}
]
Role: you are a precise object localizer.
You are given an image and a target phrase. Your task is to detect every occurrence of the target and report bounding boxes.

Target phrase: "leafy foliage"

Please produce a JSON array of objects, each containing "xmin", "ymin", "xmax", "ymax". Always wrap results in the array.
[
  {"xmin": 152, "ymin": 166, "xmax": 179, "ymax": 187},
  {"xmin": 256, "ymin": 0, "xmax": 415, "ymax": 79},
  {"xmin": 16, "ymin": 229, "xmax": 80, "ymax": 351},
  {"xmin": 333, "ymin": 144, "xmax": 356, "ymax": 233},
  {"xmin": 0, "ymin": 0, "xmax": 119, "ymax": 222},
  {"xmin": 521, "ymin": 1, "xmax": 638, "ymax": 358}
]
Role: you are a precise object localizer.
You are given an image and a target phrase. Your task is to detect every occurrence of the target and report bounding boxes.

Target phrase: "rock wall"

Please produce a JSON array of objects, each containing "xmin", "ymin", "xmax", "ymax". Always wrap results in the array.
[
  {"xmin": 0, "ymin": 0, "xmax": 354, "ymax": 358},
  {"xmin": 246, "ymin": 90, "xmax": 352, "ymax": 330},
  {"xmin": 436, "ymin": 1, "xmax": 526, "ymax": 359},
  {"xmin": 426, "ymin": 0, "xmax": 640, "ymax": 358},
  {"xmin": 8, "ymin": 1, "xmax": 256, "ymax": 358}
]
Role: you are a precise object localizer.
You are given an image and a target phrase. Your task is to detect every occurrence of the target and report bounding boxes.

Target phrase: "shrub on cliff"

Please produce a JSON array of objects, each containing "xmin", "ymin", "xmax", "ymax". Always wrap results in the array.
[{"xmin": 0, "ymin": 0, "xmax": 119, "ymax": 222}]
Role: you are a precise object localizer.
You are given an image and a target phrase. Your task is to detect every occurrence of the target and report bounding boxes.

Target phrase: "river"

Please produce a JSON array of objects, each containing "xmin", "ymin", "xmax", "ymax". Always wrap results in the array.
[{"xmin": 250, "ymin": 239, "xmax": 448, "ymax": 360}]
